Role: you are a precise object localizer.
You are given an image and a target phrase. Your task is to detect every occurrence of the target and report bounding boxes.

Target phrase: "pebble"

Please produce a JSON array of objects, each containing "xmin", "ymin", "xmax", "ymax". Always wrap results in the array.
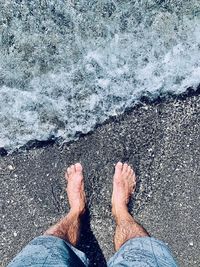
[
  {"xmin": 13, "ymin": 232, "xmax": 17, "ymax": 237},
  {"xmin": 189, "ymin": 241, "xmax": 194, "ymax": 246},
  {"xmin": 8, "ymin": 165, "xmax": 15, "ymax": 171}
]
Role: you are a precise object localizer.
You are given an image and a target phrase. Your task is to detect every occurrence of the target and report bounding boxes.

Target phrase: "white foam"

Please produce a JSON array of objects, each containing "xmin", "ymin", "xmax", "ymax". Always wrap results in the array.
[{"xmin": 0, "ymin": 1, "xmax": 200, "ymax": 151}]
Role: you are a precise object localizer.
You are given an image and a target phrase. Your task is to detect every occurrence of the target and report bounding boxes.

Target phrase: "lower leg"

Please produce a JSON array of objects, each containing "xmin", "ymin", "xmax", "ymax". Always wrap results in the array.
[
  {"xmin": 44, "ymin": 163, "xmax": 86, "ymax": 246},
  {"xmin": 44, "ymin": 210, "xmax": 82, "ymax": 246},
  {"xmin": 112, "ymin": 162, "xmax": 149, "ymax": 251},
  {"xmin": 113, "ymin": 209, "xmax": 149, "ymax": 251}
]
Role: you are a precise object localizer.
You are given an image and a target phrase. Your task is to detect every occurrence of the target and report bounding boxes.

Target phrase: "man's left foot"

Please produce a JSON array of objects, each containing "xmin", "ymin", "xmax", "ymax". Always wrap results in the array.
[
  {"xmin": 44, "ymin": 163, "xmax": 85, "ymax": 240},
  {"xmin": 65, "ymin": 163, "xmax": 86, "ymax": 215}
]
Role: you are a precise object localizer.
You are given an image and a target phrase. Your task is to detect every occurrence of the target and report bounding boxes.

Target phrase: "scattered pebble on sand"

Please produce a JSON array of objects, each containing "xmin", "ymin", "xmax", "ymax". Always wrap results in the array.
[
  {"xmin": 189, "ymin": 241, "xmax": 194, "ymax": 246},
  {"xmin": 13, "ymin": 232, "xmax": 17, "ymax": 237},
  {"xmin": 7, "ymin": 165, "xmax": 15, "ymax": 171}
]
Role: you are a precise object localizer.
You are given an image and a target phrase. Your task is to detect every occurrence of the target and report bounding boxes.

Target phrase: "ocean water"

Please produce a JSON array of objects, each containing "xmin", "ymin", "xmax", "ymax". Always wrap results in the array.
[{"xmin": 0, "ymin": 0, "xmax": 200, "ymax": 152}]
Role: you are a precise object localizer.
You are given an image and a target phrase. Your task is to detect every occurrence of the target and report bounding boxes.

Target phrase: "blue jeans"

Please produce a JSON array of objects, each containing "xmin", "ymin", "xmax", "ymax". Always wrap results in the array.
[{"xmin": 7, "ymin": 236, "xmax": 178, "ymax": 267}]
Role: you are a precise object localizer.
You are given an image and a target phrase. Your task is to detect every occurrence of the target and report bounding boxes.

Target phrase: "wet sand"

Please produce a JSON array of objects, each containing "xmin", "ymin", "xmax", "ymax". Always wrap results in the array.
[{"xmin": 1, "ymin": 93, "xmax": 200, "ymax": 266}]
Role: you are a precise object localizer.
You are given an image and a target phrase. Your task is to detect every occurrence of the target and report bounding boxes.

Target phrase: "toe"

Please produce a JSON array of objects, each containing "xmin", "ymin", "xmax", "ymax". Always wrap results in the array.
[
  {"xmin": 115, "ymin": 162, "xmax": 123, "ymax": 175},
  {"xmin": 66, "ymin": 167, "xmax": 71, "ymax": 176},
  {"xmin": 132, "ymin": 174, "xmax": 137, "ymax": 187},
  {"xmin": 75, "ymin": 163, "xmax": 83, "ymax": 173},
  {"xmin": 70, "ymin": 164, "xmax": 75, "ymax": 174},
  {"xmin": 127, "ymin": 165, "xmax": 132, "ymax": 174},
  {"xmin": 122, "ymin": 163, "xmax": 128, "ymax": 173}
]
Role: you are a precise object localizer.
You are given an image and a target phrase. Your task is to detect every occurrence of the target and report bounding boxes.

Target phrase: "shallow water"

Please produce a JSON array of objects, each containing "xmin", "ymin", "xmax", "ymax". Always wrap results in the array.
[{"xmin": 0, "ymin": 0, "xmax": 200, "ymax": 151}]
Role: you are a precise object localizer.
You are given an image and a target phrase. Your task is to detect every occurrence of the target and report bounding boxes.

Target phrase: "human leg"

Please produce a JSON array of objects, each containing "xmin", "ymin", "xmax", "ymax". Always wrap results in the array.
[
  {"xmin": 112, "ymin": 162, "xmax": 149, "ymax": 251},
  {"xmin": 108, "ymin": 162, "xmax": 178, "ymax": 267},
  {"xmin": 44, "ymin": 163, "xmax": 86, "ymax": 245},
  {"xmin": 7, "ymin": 163, "xmax": 88, "ymax": 267}
]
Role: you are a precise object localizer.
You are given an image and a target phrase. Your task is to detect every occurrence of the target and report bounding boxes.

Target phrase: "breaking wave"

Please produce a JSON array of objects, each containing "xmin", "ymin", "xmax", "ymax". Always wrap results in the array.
[{"xmin": 0, "ymin": 0, "xmax": 200, "ymax": 151}]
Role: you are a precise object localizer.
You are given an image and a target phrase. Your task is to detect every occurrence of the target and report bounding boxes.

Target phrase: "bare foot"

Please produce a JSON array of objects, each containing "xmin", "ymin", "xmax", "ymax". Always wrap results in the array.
[
  {"xmin": 112, "ymin": 162, "xmax": 136, "ymax": 217},
  {"xmin": 111, "ymin": 162, "xmax": 149, "ymax": 250},
  {"xmin": 65, "ymin": 163, "xmax": 86, "ymax": 215},
  {"xmin": 44, "ymin": 163, "xmax": 85, "ymax": 244}
]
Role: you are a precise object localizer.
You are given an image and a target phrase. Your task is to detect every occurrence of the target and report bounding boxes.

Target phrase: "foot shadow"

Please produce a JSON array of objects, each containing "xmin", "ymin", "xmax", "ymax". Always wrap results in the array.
[{"xmin": 77, "ymin": 209, "xmax": 107, "ymax": 267}]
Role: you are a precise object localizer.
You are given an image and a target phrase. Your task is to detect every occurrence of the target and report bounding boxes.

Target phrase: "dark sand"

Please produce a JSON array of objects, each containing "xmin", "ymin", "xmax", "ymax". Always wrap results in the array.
[{"xmin": 1, "ymin": 94, "xmax": 200, "ymax": 267}]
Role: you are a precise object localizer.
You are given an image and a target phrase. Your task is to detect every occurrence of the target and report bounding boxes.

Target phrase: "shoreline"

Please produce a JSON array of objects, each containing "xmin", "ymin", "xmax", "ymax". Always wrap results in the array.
[
  {"xmin": 1, "ymin": 84, "xmax": 200, "ymax": 157},
  {"xmin": 1, "ymin": 92, "xmax": 200, "ymax": 266}
]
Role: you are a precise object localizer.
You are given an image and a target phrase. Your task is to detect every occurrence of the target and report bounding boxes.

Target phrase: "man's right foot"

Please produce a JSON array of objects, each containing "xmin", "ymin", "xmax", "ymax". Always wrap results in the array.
[{"xmin": 112, "ymin": 162, "xmax": 136, "ymax": 217}]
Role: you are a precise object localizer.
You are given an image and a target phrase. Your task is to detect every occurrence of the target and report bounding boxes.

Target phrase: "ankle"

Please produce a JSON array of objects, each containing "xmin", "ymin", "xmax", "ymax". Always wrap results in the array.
[
  {"xmin": 69, "ymin": 206, "xmax": 85, "ymax": 217},
  {"xmin": 112, "ymin": 204, "xmax": 129, "ymax": 219}
]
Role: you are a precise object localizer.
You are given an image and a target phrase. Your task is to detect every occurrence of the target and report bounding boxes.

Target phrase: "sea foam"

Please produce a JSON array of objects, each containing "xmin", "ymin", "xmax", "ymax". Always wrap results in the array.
[{"xmin": 0, "ymin": 0, "xmax": 200, "ymax": 151}]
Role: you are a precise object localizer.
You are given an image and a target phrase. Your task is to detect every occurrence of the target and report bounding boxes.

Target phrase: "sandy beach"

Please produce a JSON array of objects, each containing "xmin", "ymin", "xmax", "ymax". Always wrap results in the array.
[{"xmin": 1, "ymin": 93, "xmax": 200, "ymax": 267}]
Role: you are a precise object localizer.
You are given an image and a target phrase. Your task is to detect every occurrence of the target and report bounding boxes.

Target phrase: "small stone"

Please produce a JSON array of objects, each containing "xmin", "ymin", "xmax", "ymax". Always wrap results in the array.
[
  {"xmin": 13, "ymin": 232, "xmax": 17, "ymax": 237},
  {"xmin": 0, "ymin": 147, "xmax": 7, "ymax": 156},
  {"xmin": 143, "ymin": 105, "xmax": 149, "ymax": 110},
  {"xmin": 8, "ymin": 165, "xmax": 15, "ymax": 171},
  {"xmin": 189, "ymin": 241, "xmax": 194, "ymax": 246}
]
